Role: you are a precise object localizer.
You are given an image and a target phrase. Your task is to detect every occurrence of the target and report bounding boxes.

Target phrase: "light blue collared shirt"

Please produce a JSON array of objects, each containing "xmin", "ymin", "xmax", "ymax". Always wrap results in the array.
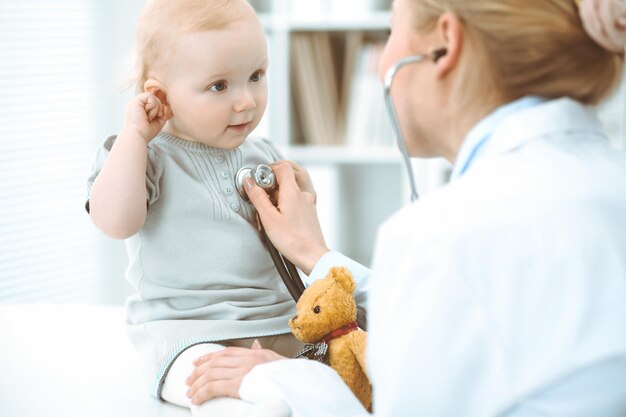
[{"xmin": 450, "ymin": 96, "xmax": 546, "ymax": 180}]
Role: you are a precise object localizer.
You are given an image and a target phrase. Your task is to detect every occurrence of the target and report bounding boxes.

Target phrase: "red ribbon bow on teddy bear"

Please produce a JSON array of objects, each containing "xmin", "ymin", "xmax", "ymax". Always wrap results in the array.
[{"xmin": 294, "ymin": 321, "xmax": 359, "ymax": 365}]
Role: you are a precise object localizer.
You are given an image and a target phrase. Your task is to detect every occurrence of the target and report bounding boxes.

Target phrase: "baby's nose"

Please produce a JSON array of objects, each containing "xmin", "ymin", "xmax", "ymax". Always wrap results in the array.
[{"xmin": 234, "ymin": 88, "xmax": 255, "ymax": 112}]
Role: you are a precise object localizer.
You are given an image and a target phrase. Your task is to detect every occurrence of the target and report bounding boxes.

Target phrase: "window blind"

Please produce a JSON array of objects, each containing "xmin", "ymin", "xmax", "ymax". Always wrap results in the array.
[{"xmin": 0, "ymin": 1, "xmax": 106, "ymax": 303}]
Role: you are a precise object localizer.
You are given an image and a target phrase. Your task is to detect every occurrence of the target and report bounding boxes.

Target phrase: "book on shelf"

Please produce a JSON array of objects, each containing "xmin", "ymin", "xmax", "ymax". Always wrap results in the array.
[
  {"xmin": 335, "ymin": 31, "xmax": 363, "ymax": 146},
  {"xmin": 290, "ymin": 33, "xmax": 393, "ymax": 148},
  {"xmin": 344, "ymin": 41, "xmax": 393, "ymax": 148},
  {"xmin": 290, "ymin": 32, "xmax": 338, "ymax": 145}
]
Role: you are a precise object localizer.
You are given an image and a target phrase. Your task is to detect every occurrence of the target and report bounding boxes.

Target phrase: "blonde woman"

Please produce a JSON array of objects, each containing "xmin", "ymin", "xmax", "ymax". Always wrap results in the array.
[{"xmin": 186, "ymin": 0, "xmax": 626, "ymax": 416}]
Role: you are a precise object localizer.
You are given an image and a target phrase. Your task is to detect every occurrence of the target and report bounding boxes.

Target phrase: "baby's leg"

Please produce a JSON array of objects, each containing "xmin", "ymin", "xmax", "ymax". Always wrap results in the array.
[{"xmin": 161, "ymin": 343, "xmax": 254, "ymax": 417}]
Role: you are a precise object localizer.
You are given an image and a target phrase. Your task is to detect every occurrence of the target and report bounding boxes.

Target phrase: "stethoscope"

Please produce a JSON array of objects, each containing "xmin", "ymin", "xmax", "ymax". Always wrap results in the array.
[
  {"xmin": 383, "ymin": 48, "xmax": 448, "ymax": 203},
  {"xmin": 234, "ymin": 48, "xmax": 447, "ymax": 302},
  {"xmin": 235, "ymin": 165, "xmax": 306, "ymax": 301}
]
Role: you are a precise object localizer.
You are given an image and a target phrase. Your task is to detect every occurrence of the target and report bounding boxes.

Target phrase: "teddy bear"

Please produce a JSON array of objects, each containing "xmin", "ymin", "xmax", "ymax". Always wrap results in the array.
[{"xmin": 289, "ymin": 266, "xmax": 372, "ymax": 410}]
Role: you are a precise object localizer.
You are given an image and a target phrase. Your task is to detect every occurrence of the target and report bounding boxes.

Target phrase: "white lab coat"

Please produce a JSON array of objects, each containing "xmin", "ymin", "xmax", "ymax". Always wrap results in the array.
[{"xmin": 239, "ymin": 98, "xmax": 626, "ymax": 416}]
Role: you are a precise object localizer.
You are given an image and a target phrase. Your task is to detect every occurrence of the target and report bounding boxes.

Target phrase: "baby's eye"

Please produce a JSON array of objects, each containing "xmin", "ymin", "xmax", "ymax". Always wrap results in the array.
[
  {"xmin": 313, "ymin": 305, "xmax": 321, "ymax": 314},
  {"xmin": 208, "ymin": 81, "xmax": 227, "ymax": 92},
  {"xmin": 249, "ymin": 70, "xmax": 264, "ymax": 83}
]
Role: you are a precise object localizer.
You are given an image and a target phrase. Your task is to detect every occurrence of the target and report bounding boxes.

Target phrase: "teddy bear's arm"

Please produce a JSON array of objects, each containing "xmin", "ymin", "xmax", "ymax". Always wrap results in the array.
[{"xmin": 351, "ymin": 330, "xmax": 369, "ymax": 379}]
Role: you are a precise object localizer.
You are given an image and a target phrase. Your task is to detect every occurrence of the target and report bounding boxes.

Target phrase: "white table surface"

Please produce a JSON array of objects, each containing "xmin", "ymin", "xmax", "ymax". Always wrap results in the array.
[{"xmin": 0, "ymin": 304, "xmax": 189, "ymax": 417}]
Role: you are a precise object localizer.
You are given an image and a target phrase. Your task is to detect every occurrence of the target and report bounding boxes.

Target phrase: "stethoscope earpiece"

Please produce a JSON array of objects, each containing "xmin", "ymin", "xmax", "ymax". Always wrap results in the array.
[{"xmin": 431, "ymin": 48, "xmax": 448, "ymax": 63}]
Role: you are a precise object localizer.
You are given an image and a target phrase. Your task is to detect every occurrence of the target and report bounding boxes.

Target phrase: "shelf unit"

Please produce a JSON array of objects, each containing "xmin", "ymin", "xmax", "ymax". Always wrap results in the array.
[
  {"xmin": 251, "ymin": 3, "xmax": 450, "ymax": 266},
  {"xmin": 257, "ymin": 9, "xmax": 393, "ymax": 151},
  {"xmin": 286, "ymin": 145, "xmax": 401, "ymax": 165}
]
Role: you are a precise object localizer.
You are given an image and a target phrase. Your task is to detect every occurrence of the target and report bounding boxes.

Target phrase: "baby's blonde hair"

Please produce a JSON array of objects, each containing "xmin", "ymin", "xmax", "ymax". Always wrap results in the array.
[
  {"xmin": 410, "ymin": 0, "xmax": 624, "ymax": 105},
  {"xmin": 131, "ymin": 0, "xmax": 254, "ymax": 92}
]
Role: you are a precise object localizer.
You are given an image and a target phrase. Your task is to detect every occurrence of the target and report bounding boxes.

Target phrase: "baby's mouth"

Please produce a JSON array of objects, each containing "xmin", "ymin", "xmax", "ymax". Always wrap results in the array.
[{"xmin": 227, "ymin": 121, "xmax": 251, "ymax": 132}]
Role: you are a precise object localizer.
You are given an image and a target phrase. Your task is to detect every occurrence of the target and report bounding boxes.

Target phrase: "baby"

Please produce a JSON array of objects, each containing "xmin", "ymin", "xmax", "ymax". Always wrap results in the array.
[{"xmin": 86, "ymin": 0, "xmax": 307, "ymax": 415}]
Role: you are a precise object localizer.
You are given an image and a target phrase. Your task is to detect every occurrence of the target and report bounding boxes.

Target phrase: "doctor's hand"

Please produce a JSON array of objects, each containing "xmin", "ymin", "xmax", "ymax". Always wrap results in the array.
[
  {"xmin": 185, "ymin": 343, "xmax": 285, "ymax": 405},
  {"xmin": 270, "ymin": 160, "xmax": 317, "ymax": 204},
  {"xmin": 245, "ymin": 162, "xmax": 329, "ymax": 275}
]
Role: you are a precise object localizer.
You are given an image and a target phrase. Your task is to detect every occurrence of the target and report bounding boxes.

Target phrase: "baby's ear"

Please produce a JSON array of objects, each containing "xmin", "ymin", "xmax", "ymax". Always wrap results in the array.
[
  {"xmin": 144, "ymin": 78, "xmax": 170, "ymax": 109},
  {"xmin": 330, "ymin": 267, "xmax": 355, "ymax": 294}
]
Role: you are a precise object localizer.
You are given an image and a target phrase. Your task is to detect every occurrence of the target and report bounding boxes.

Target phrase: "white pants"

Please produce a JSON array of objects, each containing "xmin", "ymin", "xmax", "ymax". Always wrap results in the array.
[{"xmin": 161, "ymin": 334, "xmax": 303, "ymax": 417}]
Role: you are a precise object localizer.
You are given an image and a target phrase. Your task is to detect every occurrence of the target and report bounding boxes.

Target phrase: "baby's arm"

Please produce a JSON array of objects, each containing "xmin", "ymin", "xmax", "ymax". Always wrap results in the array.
[{"xmin": 89, "ymin": 93, "xmax": 171, "ymax": 239}]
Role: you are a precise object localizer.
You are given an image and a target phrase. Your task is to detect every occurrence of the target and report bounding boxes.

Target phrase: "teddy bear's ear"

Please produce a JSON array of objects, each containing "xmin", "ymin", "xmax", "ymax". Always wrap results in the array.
[{"xmin": 330, "ymin": 267, "xmax": 355, "ymax": 294}]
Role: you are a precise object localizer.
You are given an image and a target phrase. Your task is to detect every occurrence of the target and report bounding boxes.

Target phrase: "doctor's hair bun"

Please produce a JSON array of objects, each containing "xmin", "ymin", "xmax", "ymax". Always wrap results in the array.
[{"xmin": 410, "ymin": 0, "xmax": 624, "ymax": 105}]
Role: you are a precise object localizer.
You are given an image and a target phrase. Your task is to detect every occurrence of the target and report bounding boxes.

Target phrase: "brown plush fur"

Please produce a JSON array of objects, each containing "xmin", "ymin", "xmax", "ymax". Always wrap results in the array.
[{"xmin": 289, "ymin": 267, "xmax": 372, "ymax": 410}]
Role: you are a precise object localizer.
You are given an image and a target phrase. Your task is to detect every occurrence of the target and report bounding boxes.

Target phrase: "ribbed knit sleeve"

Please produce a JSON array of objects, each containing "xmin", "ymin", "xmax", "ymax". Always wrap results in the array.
[{"xmin": 85, "ymin": 135, "xmax": 164, "ymax": 207}]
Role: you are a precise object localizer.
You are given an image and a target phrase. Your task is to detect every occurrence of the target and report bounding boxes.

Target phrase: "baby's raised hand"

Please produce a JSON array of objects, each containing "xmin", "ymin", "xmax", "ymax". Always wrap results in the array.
[{"xmin": 123, "ymin": 92, "xmax": 172, "ymax": 143}]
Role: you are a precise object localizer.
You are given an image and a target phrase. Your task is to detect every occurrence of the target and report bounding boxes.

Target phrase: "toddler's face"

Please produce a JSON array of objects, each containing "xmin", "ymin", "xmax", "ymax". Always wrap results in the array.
[{"xmin": 160, "ymin": 16, "xmax": 268, "ymax": 148}]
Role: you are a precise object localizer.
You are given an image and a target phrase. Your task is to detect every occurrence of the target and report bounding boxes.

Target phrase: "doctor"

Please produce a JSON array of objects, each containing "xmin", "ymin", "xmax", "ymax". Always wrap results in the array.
[{"xmin": 185, "ymin": 0, "xmax": 626, "ymax": 415}]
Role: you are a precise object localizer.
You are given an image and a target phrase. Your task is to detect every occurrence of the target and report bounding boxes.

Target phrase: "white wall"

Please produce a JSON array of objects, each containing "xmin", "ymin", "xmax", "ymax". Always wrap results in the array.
[{"xmin": 91, "ymin": 1, "xmax": 147, "ymax": 303}]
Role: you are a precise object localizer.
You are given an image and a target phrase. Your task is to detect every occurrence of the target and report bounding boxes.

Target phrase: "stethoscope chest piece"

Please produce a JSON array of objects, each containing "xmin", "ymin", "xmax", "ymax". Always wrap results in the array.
[{"xmin": 235, "ymin": 164, "xmax": 277, "ymax": 202}]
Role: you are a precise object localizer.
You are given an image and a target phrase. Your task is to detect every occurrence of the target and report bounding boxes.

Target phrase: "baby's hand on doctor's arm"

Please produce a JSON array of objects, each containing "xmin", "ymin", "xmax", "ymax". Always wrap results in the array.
[
  {"xmin": 246, "ymin": 162, "xmax": 329, "ymax": 275},
  {"xmin": 185, "ymin": 343, "xmax": 285, "ymax": 405},
  {"xmin": 123, "ymin": 92, "xmax": 172, "ymax": 144}
]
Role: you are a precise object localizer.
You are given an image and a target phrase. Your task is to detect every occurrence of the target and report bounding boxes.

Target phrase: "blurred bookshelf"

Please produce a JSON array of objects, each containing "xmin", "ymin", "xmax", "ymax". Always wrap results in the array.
[
  {"xmin": 286, "ymin": 145, "xmax": 401, "ymax": 165},
  {"xmin": 248, "ymin": 0, "xmax": 450, "ymax": 266}
]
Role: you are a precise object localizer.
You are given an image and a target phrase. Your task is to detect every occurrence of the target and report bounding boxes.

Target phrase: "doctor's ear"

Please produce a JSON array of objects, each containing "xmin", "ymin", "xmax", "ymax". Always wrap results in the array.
[
  {"xmin": 143, "ymin": 79, "xmax": 171, "ymax": 113},
  {"xmin": 433, "ymin": 12, "xmax": 463, "ymax": 79}
]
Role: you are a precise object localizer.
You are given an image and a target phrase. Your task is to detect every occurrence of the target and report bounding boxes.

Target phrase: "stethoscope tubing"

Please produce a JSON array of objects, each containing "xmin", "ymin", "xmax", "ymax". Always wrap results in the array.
[
  {"xmin": 383, "ymin": 55, "xmax": 426, "ymax": 203},
  {"xmin": 383, "ymin": 49, "xmax": 447, "ymax": 203},
  {"xmin": 260, "ymin": 224, "xmax": 305, "ymax": 301},
  {"xmin": 236, "ymin": 164, "xmax": 306, "ymax": 302}
]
